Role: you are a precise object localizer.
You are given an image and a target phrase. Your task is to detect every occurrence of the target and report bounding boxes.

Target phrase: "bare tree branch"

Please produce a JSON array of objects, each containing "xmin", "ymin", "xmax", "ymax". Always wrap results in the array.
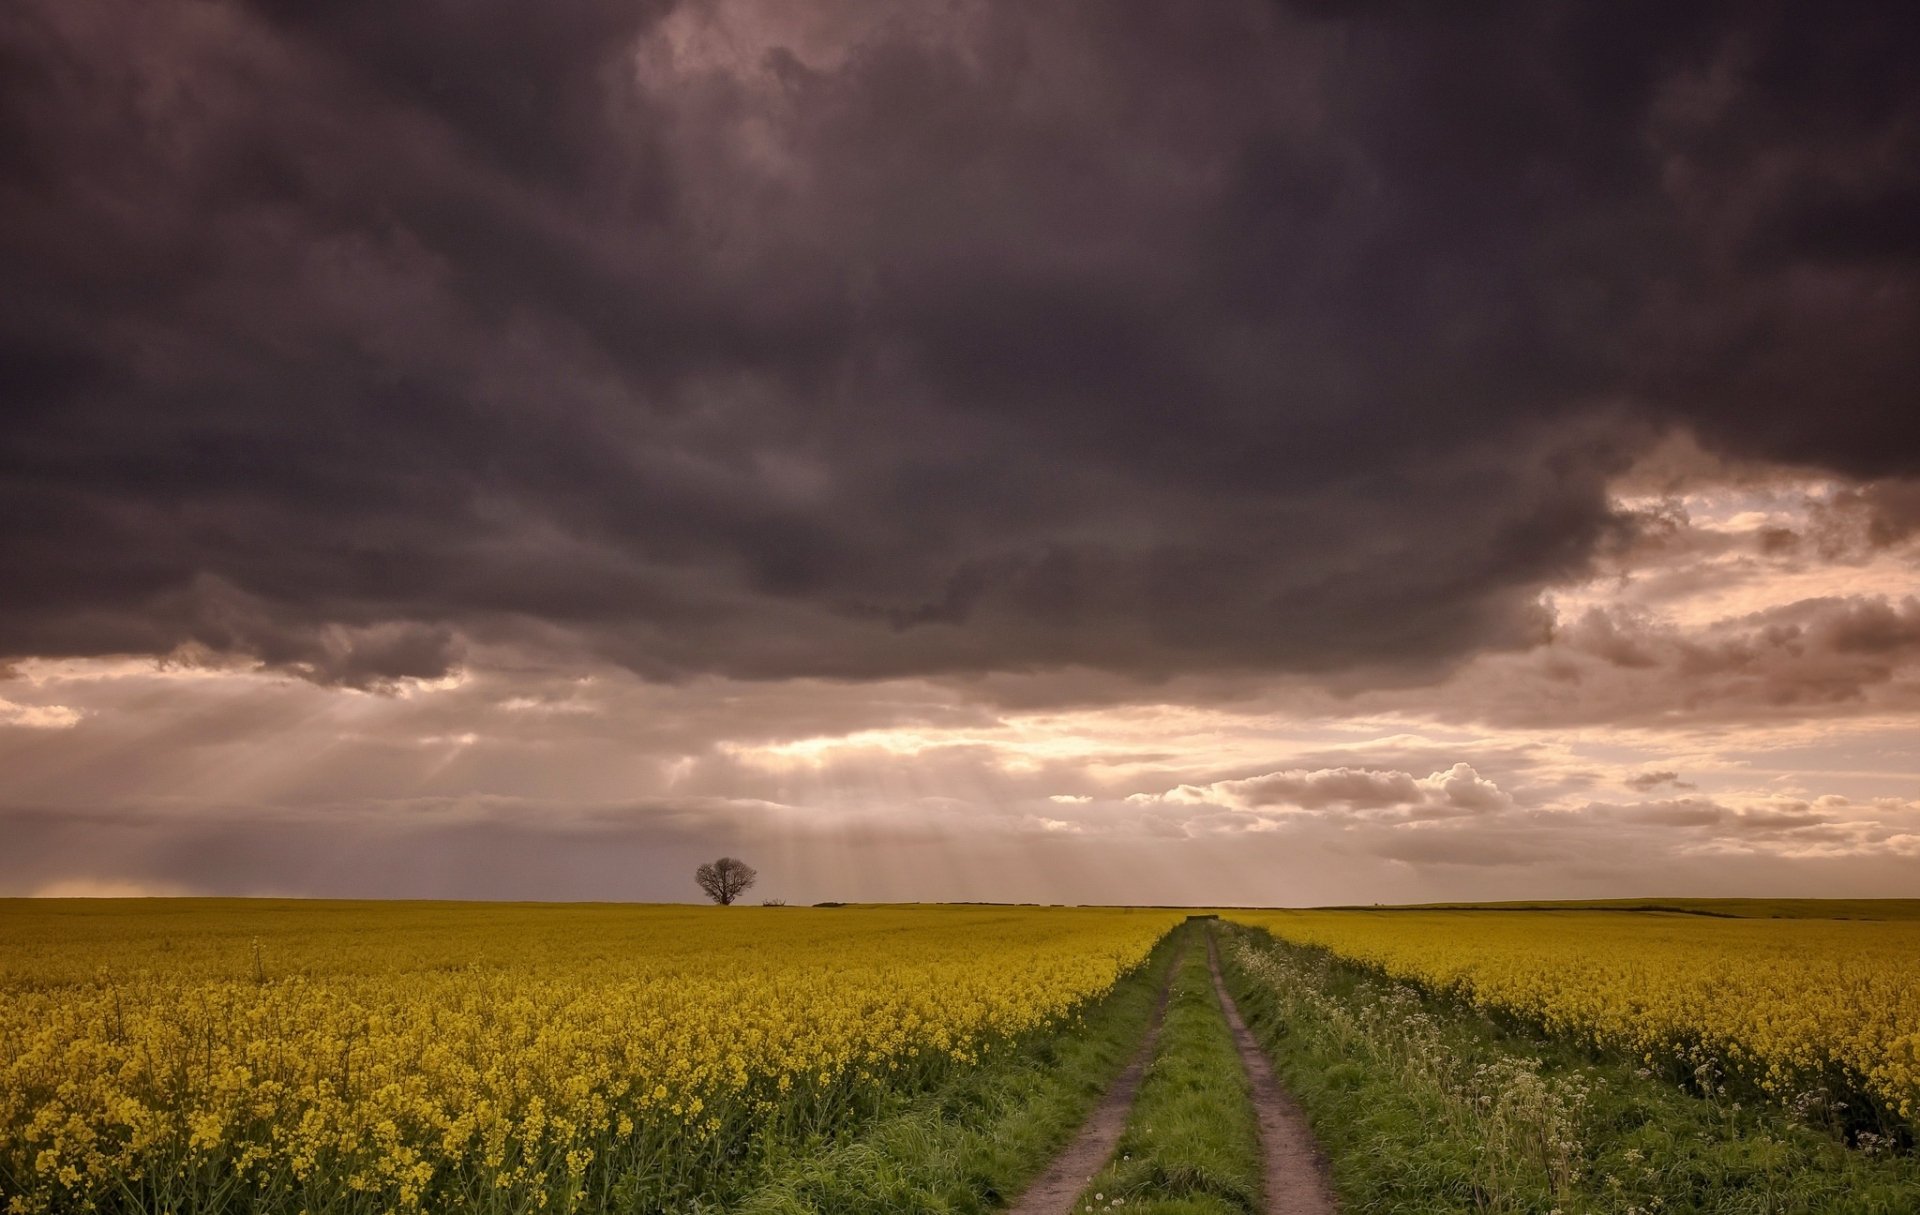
[{"xmin": 694, "ymin": 857, "xmax": 757, "ymax": 906}]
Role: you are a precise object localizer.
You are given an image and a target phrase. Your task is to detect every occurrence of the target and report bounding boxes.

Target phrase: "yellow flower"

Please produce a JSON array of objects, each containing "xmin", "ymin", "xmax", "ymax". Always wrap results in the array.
[
  {"xmin": 0, "ymin": 902, "xmax": 1178, "ymax": 1212},
  {"xmin": 1232, "ymin": 908, "xmax": 1920, "ymax": 1123}
]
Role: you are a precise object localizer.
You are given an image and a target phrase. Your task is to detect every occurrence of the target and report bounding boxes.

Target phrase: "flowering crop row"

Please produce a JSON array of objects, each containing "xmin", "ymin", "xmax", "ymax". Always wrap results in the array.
[
  {"xmin": 0, "ymin": 900, "xmax": 1180, "ymax": 1213},
  {"xmin": 1229, "ymin": 909, "xmax": 1920, "ymax": 1130}
]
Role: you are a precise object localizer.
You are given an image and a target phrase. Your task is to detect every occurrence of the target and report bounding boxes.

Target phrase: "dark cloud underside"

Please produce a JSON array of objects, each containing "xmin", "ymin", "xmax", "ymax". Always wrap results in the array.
[{"xmin": 4, "ymin": 0, "xmax": 1918, "ymax": 686}]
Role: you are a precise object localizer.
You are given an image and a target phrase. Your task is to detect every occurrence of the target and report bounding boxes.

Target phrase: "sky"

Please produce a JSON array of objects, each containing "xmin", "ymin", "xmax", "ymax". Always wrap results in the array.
[{"xmin": 3, "ymin": 0, "xmax": 1918, "ymax": 905}]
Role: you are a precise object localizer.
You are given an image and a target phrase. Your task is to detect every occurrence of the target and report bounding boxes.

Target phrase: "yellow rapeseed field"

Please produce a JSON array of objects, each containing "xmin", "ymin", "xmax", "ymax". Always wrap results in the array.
[
  {"xmin": 1230, "ymin": 909, "xmax": 1920, "ymax": 1127},
  {"xmin": 0, "ymin": 900, "xmax": 1179, "ymax": 1214}
]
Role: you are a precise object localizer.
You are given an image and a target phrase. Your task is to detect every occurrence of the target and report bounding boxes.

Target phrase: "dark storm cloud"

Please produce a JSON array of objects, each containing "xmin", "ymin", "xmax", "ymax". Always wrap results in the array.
[{"xmin": 4, "ymin": 0, "xmax": 1918, "ymax": 686}]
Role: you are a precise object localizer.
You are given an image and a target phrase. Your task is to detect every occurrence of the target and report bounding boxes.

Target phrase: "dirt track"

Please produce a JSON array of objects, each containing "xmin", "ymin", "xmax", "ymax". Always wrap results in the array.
[
  {"xmin": 1006, "ymin": 928, "xmax": 1337, "ymax": 1215},
  {"xmin": 1207, "ymin": 929, "xmax": 1339, "ymax": 1215},
  {"xmin": 1003, "ymin": 938, "xmax": 1183, "ymax": 1215}
]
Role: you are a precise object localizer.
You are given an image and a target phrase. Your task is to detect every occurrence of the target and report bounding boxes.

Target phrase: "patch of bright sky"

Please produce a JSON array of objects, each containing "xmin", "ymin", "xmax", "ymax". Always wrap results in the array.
[
  {"xmin": 0, "ymin": 698, "xmax": 82, "ymax": 729},
  {"xmin": 1552, "ymin": 480, "xmax": 1918, "ymax": 627},
  {"xmin": 723, "ymin": 705, "xmax": 1422, "ymax": 777}
]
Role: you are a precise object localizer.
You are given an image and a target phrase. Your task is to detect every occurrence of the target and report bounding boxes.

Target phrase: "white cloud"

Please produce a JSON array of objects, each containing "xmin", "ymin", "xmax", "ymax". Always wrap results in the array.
[{"xmin": 0, "ymin": 698, "xmax": 82, "ymax": 729}]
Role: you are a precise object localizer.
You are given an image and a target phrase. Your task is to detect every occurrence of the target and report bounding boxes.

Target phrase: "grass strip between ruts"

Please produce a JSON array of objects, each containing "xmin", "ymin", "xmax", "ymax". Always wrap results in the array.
[{"xmin": 1070, "ymin": 924, "xmax": 1262, "ymax": 1215}]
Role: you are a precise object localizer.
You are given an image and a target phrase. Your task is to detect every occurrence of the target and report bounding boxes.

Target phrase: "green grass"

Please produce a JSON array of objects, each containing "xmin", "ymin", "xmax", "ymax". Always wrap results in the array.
[
  {"xmin": 730, "ymin": 927, "xmax": 1187, "ymax": 1214},
  {"xmin": 1220, "ymin": 923, "xmax": 1920, "ymax": 1214},
  {"xmin": 1071, "ymin": 926, "xmax": 1261, "ymax": 1215}
]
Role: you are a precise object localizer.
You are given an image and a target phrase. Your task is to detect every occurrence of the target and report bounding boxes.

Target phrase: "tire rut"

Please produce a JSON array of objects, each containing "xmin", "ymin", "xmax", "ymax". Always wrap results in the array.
[
  {"xmin": 1206, "ymin": 928, "xmax": 1339, "ymax": 1215},
  {"xmin": 1003, "ymin": 936, "xmax": 1185, "ymax": 1215}
]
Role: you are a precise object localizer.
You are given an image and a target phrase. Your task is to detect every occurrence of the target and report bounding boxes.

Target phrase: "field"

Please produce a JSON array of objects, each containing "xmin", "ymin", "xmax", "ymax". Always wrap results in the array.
[
  {"xmin": 1320, "ymin": 898, "xmax": 1920, "ymax": 921},
  {"xmin": 1219, "ymin": 901, "xmax": 1920, "ymax": 1212},
  {"xmin": 1229, "ymin": 905, "xmax": 1920, "ymax": 1130},
  {"xmin": 0, "ymin": 901, "xmax": 1179, "ymax": 1213},
  {"xmin": 6, "ymin": 899, "xmax": 1920, "ymax": 1214}
]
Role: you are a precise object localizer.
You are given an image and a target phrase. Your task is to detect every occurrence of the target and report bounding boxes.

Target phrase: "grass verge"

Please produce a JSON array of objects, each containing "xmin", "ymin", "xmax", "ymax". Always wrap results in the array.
[
  {"xmin": 1220, "ymin": 923, "xmax": 1920, "ymax": 1214},
  {"xmin": 730, "ymin": 927, "xmax": 1186, "ymax": 1214},
  {"xmin": 1070, "ymin": 925, "xmax": 1261, "ymax": 1215}
]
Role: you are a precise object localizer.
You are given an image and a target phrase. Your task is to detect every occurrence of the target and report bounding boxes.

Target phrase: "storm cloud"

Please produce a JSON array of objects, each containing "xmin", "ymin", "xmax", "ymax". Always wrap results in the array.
[
  {"xmin": 4, "ymin": 2, "xmax": 1920, "ymax": 903},
  {"xmin": 6, "ymin": 0, "xmax": 1919, "ymax": 688}
]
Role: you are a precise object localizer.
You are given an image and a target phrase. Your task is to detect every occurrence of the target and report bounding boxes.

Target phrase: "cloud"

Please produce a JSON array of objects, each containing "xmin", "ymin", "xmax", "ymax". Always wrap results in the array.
[
  {"xmin": 1572, "ymin": 795, "xmax": 1891, "ymax": 849},
  {"xmin": 1422, "ymin": 761, "xmax": 1515, "ymax": 813},
  {"xmin": 3, "ymin": 650, "xmax": 1918, "ymax": 899},
  {"xmin": 0, "ymin": 698, "xmax": 81, "ymax": 728},
  {"xmin": 1138, "ymin": 761, "xmax": 1512, "ymax": 821},
  {"xmin": 1624, "ymin": 770, "xmax": 1695, "ymax": 792},
  {"xmin": 1610, "ymin": 797, "xmax": 1729, "ymax": 827},
  {"xmin": 2, "ymin": 0, "xmax": 1917, "ymax": 690},
  {"xmin": 1385, "ymin": 594, "xmax": 1920, "ymax": 726}
]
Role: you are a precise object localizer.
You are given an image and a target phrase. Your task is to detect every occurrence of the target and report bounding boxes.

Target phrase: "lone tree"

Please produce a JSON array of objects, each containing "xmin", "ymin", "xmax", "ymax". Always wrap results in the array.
[{"xmin": 694, "ymin": 857, "xmax": 758, "ymax": 906}]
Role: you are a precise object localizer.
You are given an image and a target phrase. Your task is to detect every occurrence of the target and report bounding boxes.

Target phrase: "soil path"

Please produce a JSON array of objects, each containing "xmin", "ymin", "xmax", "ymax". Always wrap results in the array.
[
  {"xmin": 1206, "ymin": 929, "xmax": 1339, "ymax": 1215},
  {"xmin": 1003, "ymin": 937, "xmax": 1185, "ymax": 1215}
]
